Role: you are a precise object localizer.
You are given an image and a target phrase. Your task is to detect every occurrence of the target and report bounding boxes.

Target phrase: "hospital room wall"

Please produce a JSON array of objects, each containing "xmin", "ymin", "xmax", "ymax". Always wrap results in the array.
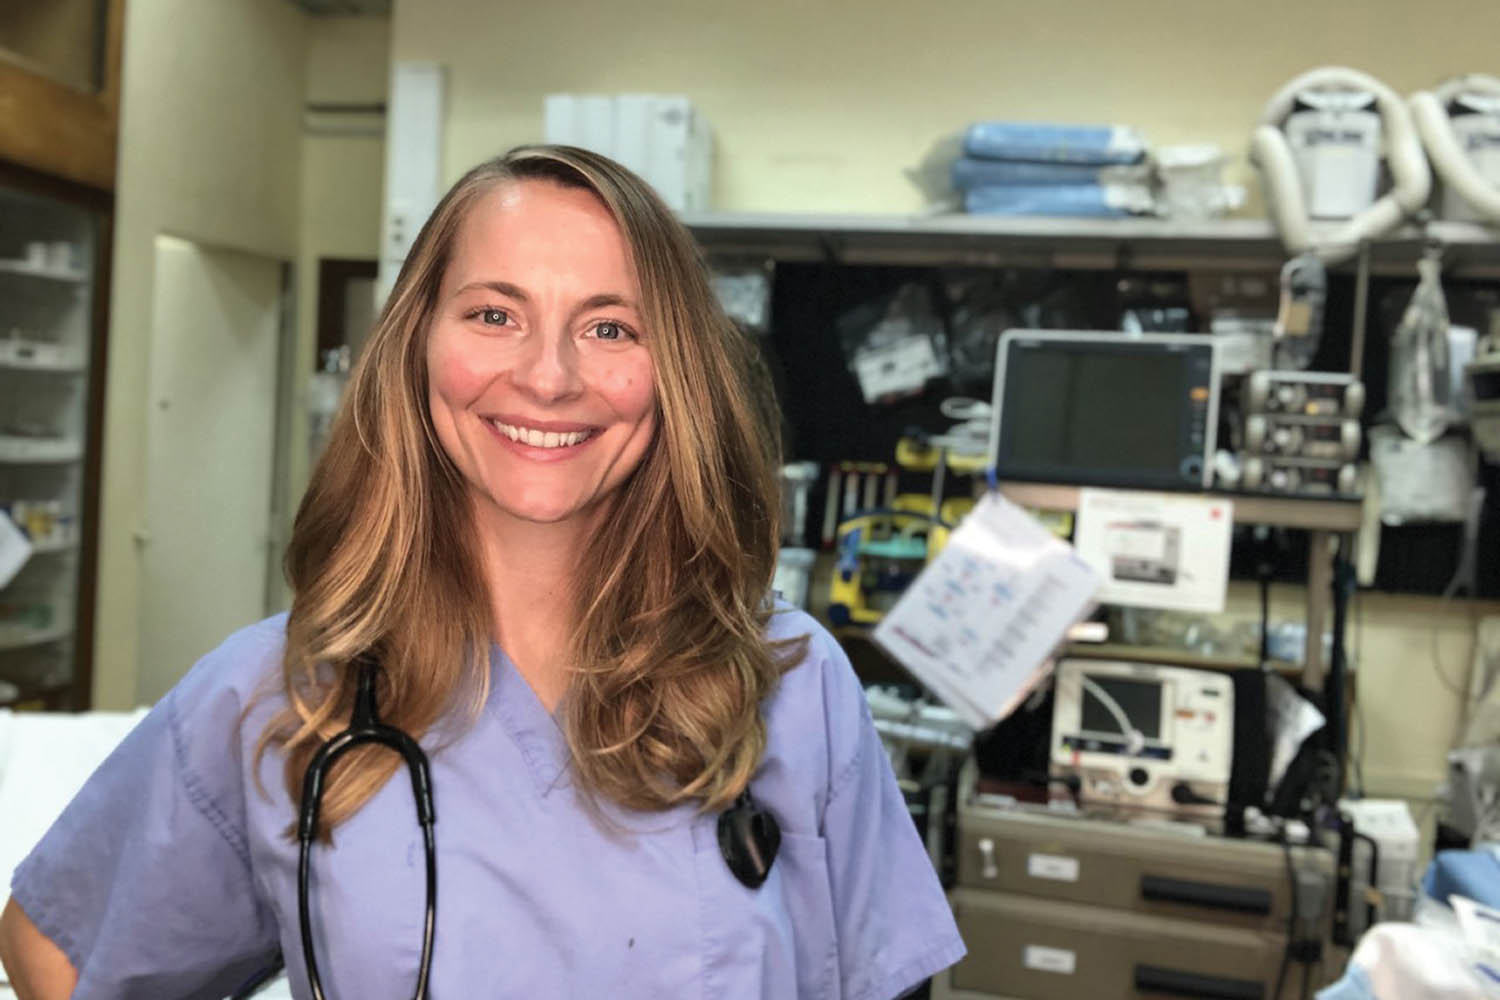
[
  {"xmin": 93, "ymin": 0, "xmax": 307, "ymax": 709},
  {"xmin": 392, "ymin": 0, "xmax": 1498, "ymax": 214},
  {"xmin": 93, "ymin": 6, "xmax": 386, "ymax": 707},
  {"xmin": 284, "ymin": 17, "xmax": 390, "ymax": 610},
  {"xmin": 390, "ymin": 0, "xmax": 1499, "ymax": 804}
]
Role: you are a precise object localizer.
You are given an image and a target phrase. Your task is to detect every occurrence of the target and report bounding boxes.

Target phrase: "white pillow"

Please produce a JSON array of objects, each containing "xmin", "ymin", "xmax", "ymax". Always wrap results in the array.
[
  {"xmin": 0, "ymin": 709, "xmax": 13, "ymax": 794},
  {"xmin": 0, "ymin": 709, "xmax": 150, "ymax": 897}
]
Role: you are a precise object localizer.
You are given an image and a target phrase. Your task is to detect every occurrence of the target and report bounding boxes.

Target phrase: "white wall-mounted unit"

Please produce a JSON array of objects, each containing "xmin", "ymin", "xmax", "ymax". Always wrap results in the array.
[
  {"xmin": 544, "ymin": 93, "xmax": 713, "ymax": 213},
  {"xmin": 378, "ymin": 62, "xmax": 446, "ymax": 305}
]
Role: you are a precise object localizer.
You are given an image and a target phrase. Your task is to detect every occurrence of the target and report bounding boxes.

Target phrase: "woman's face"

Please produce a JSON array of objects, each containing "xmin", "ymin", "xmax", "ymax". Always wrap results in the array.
[{"xmin": 426, "ymin": 179, "xmax": 657, "ymax": 529}]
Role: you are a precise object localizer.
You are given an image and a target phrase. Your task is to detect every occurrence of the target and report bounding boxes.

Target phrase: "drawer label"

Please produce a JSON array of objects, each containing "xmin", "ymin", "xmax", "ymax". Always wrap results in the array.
[
  {"xmin": 1027, "ymin": 853, "xmax": 1080, "ymax": 882},
  {"xmin": 1024, "ymin": 945, "xmax": 1077, "ymax": 975}
]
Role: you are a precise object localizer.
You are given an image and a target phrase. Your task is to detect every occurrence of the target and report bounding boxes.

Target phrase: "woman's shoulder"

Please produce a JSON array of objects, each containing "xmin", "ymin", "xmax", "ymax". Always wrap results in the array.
[
  {"xmin": 757, "ymin": 604, "xmax": 874, "ymax": 832},
  {"xmin": 169, "ymin": 612, "xmax": 290, "ymax": 714},
  {"xmin": 163, "ymin": 613, "xmax": 291, "ymax": 773},
  {"xmin": 762, "ymin": 602, "xmax": 857, "ymax": 719}
]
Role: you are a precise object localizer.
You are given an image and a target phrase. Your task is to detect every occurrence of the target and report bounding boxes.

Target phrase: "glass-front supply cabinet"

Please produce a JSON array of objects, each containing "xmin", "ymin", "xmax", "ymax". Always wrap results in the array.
[{"xmin": 0, "ymin": 184, "xmax": 97, "ymax": 707}]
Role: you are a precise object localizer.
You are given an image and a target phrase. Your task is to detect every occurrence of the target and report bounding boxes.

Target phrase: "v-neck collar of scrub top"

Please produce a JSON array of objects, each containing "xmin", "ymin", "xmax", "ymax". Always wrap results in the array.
[{"xmin": 486, "ymin": 644, "xmax": 571, "ymax": 797}]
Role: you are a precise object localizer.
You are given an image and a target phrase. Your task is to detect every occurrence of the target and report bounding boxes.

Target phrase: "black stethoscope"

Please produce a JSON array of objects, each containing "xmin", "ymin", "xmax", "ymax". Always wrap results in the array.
[{"xmin": 232, "ymin": 657, "xmax": 782, "ymax": 1000}]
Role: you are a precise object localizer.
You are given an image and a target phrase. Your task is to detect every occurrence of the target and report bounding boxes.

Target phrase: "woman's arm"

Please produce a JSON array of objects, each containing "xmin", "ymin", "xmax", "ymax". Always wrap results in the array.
[{"xmin": 0, "ymin": 896, "xmax": 78, "ymax": 1000}]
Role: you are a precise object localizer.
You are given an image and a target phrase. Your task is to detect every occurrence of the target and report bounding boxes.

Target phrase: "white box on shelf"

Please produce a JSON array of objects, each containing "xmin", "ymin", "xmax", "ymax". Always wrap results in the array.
[
  {"xmin": 639, "ymin": 95, "xmax": 713, "ymax": 213},
  {"xmin": 543, "ymin": 94, "xmax": 616, "ymax": 158},
  {"xmin": 543, "ymin": 93, "xmax": 714, "ymax": 213},
  {"xmin": 612, "ymin": 93, "xmax": 654, "ymax": 178},
  {"xmin": 379, "ymin": 62, "xmax": 446, "ymax": 306},
  {"xmin": 1341, "ymin": 797, "xmax": 1421, "ymax": 929}
]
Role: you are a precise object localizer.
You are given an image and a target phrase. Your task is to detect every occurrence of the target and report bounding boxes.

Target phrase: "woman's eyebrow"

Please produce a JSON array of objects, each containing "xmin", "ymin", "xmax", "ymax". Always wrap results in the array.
[
  {"xmin": 449, "ymin": 283, "xmax": 636, "ymax": 315},
  {"xmin": 453, "ymin": 279, "xmax": 530, "ymax": 301},
  {"xmin": 577, "ymin": 292, "xmax": 637, "ymax": 312}
]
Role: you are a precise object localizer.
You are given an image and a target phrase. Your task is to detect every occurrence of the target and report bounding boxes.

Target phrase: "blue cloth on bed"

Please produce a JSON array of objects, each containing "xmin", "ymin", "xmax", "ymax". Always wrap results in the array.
[{"xmin": 1423, "ymin": 846, "xmax": 1500, "ymax": 910}]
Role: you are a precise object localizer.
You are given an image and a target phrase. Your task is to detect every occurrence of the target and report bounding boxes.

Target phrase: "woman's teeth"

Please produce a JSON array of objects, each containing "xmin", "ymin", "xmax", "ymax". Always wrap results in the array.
[{"xmin": 490, "ymin": 421, "xmax": 593, "ymax": 448}]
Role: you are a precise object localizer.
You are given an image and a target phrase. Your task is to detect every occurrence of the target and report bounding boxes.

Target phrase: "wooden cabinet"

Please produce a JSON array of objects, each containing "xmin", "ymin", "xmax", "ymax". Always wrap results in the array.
[{"xmin": 0, "ymin": 0, "xmax": 124, "ymax": 191}]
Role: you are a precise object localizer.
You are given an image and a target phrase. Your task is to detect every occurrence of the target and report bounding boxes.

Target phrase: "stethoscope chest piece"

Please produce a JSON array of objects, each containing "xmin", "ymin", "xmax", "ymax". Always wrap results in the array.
[{"xmin": 717, "ymin": 790, "xmax": 781, "ymax": 889}]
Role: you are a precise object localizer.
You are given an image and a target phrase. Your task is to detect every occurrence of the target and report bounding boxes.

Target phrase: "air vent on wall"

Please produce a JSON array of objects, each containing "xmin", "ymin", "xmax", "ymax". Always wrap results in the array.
[{"xmin": 283, "ymin": 0, "xmax": 392, "ymax": 15}]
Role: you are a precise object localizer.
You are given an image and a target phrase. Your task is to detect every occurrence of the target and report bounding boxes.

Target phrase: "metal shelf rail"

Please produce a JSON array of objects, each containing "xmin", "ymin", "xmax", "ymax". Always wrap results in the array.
[{"xmin": 997, "ymin": 481, "xmax": 1362, "ymax": 689}]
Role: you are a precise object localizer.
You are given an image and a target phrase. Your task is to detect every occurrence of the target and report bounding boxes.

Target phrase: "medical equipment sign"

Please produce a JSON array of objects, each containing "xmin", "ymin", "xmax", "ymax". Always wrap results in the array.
[
  {"xmin": 1074, "ymin": 489, "xmax": 1233, "ymax": 613},
  {"xmin": 873, "ymin": 492, "xmax": 1099, "ymax": 728}
]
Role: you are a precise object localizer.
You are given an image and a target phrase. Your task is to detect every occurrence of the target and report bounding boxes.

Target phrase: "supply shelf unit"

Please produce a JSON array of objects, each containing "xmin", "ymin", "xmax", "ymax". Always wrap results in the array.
[
  {"xmin": 0, "ymin": 172, "xmax": 110, "ymax": 711},
  {"xmin": 685, "ymin": 211, "xmax": 1500, "ymax": 680},
  {"xmin": 690, "ymin": 210, "xmax": 1496, "ymax": 999}
]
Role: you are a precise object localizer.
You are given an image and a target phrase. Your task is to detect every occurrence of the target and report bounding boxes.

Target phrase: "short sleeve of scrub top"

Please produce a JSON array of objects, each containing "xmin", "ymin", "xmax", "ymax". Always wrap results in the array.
[
  {"xmin": 9, "ymin": 607, "xmax": 965, "ymax": 999},
  {"xmin": 8, "ymin": 619, "xmax": 284, "ymax": 999}
]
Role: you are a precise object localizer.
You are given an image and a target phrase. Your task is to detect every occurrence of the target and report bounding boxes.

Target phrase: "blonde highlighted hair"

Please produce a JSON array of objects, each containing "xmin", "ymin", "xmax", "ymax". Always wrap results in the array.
[{"xmin": 259, "ymin": 146, "xmax": 801, "ymax": 832}]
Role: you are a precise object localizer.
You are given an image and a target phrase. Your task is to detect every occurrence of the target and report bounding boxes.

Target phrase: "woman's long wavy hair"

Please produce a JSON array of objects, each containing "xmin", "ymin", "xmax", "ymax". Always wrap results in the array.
[{"xmin": 257, "ymin": 145, "xmax": 802, "ymax": 834}]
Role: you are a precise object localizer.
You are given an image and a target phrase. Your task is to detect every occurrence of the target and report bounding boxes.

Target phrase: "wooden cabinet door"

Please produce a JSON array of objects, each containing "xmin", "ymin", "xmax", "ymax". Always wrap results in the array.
[{"xmin": 0, "ymin": 0, "xmax": 124, "ymax": 191}]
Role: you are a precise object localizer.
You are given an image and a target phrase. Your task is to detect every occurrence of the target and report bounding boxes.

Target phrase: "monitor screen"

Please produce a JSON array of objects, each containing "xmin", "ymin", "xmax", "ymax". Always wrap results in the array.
[
  {"xmin": 1080, "ymin": 675, "xmax": 1163, "ymax": 740},
  {"xmin": 992, "ymin": 333, "xmax": 1219, "ymax": 490},
  {"xmin": 1002, "ymin": 347, "xmax": 1186, "ymax": 472}
]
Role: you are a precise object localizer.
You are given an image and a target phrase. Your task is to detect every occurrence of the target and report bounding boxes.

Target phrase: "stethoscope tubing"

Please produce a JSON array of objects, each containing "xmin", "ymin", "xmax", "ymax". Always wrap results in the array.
[{"xmin": 297, "ymin": 662, "xmax": 438, "ymax": 1000}]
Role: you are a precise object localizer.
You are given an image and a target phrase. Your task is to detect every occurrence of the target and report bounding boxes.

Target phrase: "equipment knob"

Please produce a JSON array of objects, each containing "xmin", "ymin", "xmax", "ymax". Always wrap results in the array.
[
  {"xmin": 977, "ymin": 837, "xmax": 999, "ymax": 880},
  {"xmin": 1129, "ymin": 767, "xmax": 1151, "ymax": 788}
]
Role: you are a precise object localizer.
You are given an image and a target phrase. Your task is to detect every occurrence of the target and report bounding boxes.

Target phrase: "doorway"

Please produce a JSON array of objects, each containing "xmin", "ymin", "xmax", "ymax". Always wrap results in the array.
[{"xmin": 136, "ymin": 235, "xmax": 285, "ymax": 703}]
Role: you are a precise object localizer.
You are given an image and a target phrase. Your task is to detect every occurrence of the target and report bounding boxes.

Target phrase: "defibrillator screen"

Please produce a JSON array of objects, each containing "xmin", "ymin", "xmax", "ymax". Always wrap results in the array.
[{"xmin": 1080, "ymin": 675, "xmax": 1163, "ymax": 740}]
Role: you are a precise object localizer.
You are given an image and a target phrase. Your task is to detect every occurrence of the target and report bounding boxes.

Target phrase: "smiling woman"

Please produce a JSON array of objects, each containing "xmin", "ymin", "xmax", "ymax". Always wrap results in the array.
[{"xmin": 0, "ymin": 146, "xmax": 964, "ymax": 1000}]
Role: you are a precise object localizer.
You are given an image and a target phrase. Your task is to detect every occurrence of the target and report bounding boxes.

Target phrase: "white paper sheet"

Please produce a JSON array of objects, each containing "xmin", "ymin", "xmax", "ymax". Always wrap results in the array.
[
  {"xmin": 0, "ymin": 510, "xmax": 32, "ymax": 589},
  {"xmin": 872, "ymin": 492, "xmax": 1099, "ymax": 727},
  {"xmin": 1073, "ymin": 489, "xmax": 1234, "ymax": 613}
]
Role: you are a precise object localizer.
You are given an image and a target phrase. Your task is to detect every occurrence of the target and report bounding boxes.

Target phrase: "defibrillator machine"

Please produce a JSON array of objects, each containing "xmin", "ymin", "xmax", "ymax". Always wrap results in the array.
[{"xmin": 1050, "ymin": 659, "xmax": 1234, "ymax": 819}]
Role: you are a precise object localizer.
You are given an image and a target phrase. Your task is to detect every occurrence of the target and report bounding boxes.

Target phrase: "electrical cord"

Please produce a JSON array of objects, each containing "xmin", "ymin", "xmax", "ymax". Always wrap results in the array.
[
  {"xmin": 1276, "ymin": 828, "xmax": 1298, "ymax": 1000},
  {"xmin": 1351, "ymin": 587, "xmax": 1367, "ymax": 799},
  {"xmin": 1353, "ymin": 831, "xmax": 1382, "ymax": 932},
  {"xmin": 1259, "ymin": 573, "xmax": 1272, "ymax": 666},
  {"xmin": 1430, "ymin": 598, "xmax": 1471, "ymax": 701}
]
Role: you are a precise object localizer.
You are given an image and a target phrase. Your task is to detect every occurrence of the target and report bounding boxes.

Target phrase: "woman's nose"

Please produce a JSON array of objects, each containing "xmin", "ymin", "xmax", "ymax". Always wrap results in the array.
[{"xmin": 510, "ymin": 328, "xmax": 583, "ymax": 403}]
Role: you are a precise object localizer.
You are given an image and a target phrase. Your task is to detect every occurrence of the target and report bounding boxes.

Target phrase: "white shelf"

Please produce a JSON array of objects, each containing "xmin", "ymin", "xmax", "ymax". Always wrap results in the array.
[
  {"xmin": 682, "ymin": 212, "xmax": 1500, "ymax": 273},
  {"xmin": 997, "ymin": 481, "xmax": 1364, "ymax": 532},
  {"xmin": 0, "ymin": 435, "xmax": 83, "ymax": 463},
  {"xmin": 0, "ymin": 625, "xmax": 71, "ymax": 652},
  {"xmin": 0, "ymin": 259, "xmax": 89, "ymax": 283},
  {"xmin": 0, "ymin": 353, "xmax": 87, "ymax": 375},
  {"xmin": 28, "ymin": 537, "xmax": 78, "ymax": 555}
]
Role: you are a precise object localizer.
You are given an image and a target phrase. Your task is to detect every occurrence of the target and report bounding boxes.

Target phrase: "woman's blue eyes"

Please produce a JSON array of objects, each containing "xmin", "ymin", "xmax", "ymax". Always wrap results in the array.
[{"xmin": 469, "ymin": 309, "xmax": 631, "ymax": 341}]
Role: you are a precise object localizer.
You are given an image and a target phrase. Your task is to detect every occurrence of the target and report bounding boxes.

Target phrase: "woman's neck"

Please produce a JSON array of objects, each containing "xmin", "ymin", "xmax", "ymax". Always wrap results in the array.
[{"xmin": 470, "ymin": 499, "xmax": 593, "ymax": 712}]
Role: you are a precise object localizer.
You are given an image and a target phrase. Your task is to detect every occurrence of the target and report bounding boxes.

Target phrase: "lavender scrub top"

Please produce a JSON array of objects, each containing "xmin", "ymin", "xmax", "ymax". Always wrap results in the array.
[{"xmin": 9, "ymin": 607, "xmax": 964, "ymax": 999}]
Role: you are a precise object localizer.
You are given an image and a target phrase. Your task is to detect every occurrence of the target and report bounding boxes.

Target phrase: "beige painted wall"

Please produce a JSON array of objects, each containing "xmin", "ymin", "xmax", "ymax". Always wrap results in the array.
[
  {"xmin": 94, "ymin": 0, "xmax": 306, "ymax": 709},
  {"xmin": 393, "ymin": 0, "xmax": 1500, "ymax": 213},
  {"xmin": 284, "ymin": 16, "xmax": 389, "ymax": 591}
]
